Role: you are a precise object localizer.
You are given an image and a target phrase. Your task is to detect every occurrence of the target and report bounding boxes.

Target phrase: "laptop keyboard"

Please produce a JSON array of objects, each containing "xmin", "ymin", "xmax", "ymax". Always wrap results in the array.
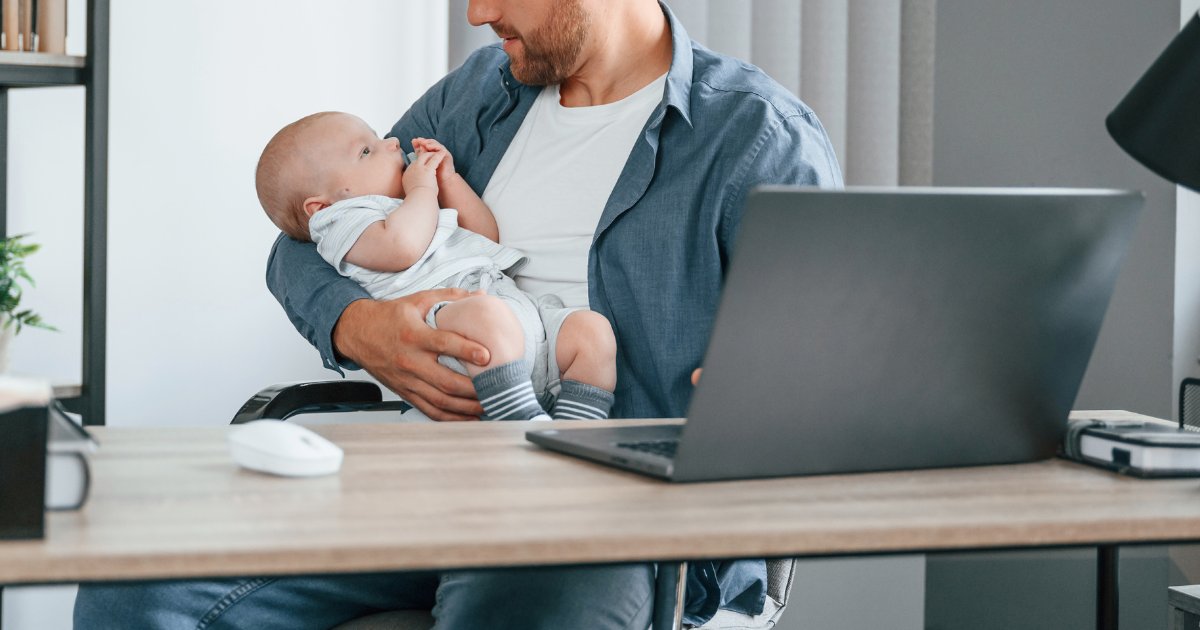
[{"xmin": 615, "ymin": 439, "xmax": 679, "ymax": 459}]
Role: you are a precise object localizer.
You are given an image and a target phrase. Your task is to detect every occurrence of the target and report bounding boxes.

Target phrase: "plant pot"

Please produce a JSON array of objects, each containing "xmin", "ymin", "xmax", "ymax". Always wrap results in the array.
[{"xmin": 0, "ymin": 320, "xmax": 13, "ymax": 374}]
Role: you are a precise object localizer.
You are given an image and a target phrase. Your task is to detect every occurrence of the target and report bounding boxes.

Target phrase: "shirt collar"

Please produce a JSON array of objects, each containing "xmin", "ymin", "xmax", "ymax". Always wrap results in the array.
[
  {"xmin": 497, "ymin": 59, "xmax": 522, "ymax": 99},
  {"xmin": 659, "ymin": 0, "xmax": 694, "ymax": 128},
  {"xmin": 494, "ymin": 1, "xmax": 695, "ymax": 127}
]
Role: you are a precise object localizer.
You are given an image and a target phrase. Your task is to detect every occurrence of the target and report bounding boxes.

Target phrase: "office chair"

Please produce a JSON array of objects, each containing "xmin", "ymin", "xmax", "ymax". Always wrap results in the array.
[{"xmin": 234, "ymin": 381, "xmax": 798, "ymax": 630}]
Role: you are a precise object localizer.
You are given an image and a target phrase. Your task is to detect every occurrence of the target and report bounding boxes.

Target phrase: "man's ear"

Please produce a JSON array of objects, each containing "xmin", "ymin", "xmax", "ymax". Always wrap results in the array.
[{"xmin": 303, "ymin": 196, "xmax": 331, "ymax": 218}]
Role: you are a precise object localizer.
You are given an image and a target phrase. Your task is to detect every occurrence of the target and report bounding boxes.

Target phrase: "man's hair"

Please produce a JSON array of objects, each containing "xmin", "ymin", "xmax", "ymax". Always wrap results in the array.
[{"xmin": 255, "ymin": 112, "xmax": 340, "ymax": 241}]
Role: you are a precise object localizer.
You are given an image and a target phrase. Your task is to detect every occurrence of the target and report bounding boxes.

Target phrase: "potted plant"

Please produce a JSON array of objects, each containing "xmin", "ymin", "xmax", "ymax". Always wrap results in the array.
[{"xmin": 0, "ymin": 234, "xmax": 55, "ymax": 373}]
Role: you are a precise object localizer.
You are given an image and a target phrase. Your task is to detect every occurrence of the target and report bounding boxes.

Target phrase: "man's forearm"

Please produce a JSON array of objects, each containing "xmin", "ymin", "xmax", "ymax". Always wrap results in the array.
[{"xmin": 330, "ymin": 298, "xmax": 379, "ymax": 366}]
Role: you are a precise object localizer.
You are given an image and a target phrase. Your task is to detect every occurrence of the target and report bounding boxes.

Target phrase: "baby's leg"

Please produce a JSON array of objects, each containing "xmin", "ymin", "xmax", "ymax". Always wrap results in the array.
[
  {"xmin": 551, "ymin": 310, "xmax": 618, "ymax": 420},
  {"xmin": 434, "ymin": 295, "xmax": 547, "ymax": 421},
  {"xmin": 433, "ymin": 295, "xmax": 525, "ymax": 376}
]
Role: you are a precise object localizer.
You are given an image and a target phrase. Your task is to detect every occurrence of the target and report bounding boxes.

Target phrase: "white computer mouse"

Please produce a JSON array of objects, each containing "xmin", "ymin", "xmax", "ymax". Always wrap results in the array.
[{"xmin": 228, "ymin": 420, "xmax": 344, "ymax": 477}]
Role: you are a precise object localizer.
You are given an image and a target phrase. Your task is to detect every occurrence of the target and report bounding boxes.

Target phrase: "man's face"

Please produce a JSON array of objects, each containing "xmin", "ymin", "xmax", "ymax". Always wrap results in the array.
[{"xmin": 469, "ymin": 0, "xmax": 590, "ymax": 85}]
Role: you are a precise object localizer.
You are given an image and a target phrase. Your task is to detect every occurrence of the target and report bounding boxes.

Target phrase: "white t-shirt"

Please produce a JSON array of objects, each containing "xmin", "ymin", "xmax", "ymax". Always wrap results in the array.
[{"xmin": 483, "ymin": 74, "xmax": 668, "ymax": 308}]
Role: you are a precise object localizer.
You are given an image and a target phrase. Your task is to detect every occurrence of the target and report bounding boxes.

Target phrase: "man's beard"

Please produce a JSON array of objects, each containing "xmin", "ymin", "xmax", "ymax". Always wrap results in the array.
[{"xmin": 498, "ymin": 0, "xmax": 589, "ymax": 85}]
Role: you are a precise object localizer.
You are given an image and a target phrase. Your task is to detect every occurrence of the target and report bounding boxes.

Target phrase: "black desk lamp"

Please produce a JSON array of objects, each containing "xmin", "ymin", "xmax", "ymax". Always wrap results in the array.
[{"xmin": 1106, "ymin": 10, "xmax": 1200, "ymax": 192}]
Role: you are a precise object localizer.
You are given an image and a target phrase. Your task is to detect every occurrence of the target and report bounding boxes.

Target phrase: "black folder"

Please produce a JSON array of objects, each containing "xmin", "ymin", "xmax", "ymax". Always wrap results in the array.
[{"xmin": 0, "ymin": 404, "xmax": 48, "ymax": 539}]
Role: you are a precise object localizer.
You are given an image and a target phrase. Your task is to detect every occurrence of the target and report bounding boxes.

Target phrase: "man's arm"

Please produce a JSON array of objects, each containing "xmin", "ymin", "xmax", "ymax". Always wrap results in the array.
[
  {"xmin": 266, "ymin": 234, "xmax": 370, "ymax": 371},
  {"xmin": 717, "ymin": 111, "xmax": 844, "ymax": 256},
  {"xmin": 686, "ymin": 111, "xmax": 844, "ymax": 378},
  {"xmin": 267, "ymin": 236, "xmax": 488, "ymax": 420},
  {"xmin": 332, "ymin": 293, "xmax": 489, "ymax": 420}
]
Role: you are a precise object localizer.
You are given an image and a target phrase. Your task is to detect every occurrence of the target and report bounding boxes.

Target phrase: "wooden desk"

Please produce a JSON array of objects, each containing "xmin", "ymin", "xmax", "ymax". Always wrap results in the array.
[
  {"xmin": 0, "ymin": 411, "xmax": 1193, "ymax": 630},
  {"xmin": 2, "ymin": 410, "xmax": 1199, "ymax": 590}
]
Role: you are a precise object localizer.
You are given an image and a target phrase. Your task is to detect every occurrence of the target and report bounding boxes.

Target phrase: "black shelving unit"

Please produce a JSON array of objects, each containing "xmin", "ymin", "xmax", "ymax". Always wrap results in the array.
[{"xmin": 0, "ymin": 0, "xmax": 108, "ymax": 426}]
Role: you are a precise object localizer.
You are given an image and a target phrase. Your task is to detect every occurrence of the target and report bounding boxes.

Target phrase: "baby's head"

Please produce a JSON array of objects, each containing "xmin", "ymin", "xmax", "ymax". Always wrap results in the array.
[{"xmin": 256, "ymin": 111, "xmax": 407, "ymax": 241}]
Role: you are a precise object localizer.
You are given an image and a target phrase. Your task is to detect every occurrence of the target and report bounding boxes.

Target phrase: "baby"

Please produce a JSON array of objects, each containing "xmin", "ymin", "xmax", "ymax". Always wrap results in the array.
[{"xmin": 256, "ymin": 111, "xmax": 617, "ymax": 421}]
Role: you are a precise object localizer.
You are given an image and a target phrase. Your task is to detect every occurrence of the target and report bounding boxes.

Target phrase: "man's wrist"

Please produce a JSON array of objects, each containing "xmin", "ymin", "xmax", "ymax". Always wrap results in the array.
[{"xmin": 331, "ymin": 297, "xmax": 375, "ymax": 364}]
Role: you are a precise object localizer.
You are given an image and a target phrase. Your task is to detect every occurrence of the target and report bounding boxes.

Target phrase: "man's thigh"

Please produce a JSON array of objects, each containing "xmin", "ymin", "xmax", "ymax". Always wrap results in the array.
[
  {"xmin": 433, "ymin": 563, "xmax": 656, "ymax": 630},
  {"xmin": 73, "ymin": 572, "xmax": 439, "ymax": 630},
  {"xmin": 72, "ymin": 564, "xmax": 655, "ymax": 630}
]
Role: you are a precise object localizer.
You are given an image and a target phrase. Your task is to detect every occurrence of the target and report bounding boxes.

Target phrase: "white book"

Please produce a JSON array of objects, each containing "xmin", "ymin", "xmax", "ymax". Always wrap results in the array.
[{"xmin": 1065, "ymin": 418, "xmax": 1200, "ymax": 477}]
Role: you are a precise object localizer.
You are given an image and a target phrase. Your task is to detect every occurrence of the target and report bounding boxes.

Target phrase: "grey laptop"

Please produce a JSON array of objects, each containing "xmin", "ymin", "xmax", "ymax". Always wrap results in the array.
[{"xmin": 526, "ymin": 187, "xmax": 1143, "ymax": 482}]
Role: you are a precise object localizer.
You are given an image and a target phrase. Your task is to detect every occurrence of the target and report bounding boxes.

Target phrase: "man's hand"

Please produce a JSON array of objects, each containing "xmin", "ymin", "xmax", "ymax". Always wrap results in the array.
[{"xmin": 332, "ymin": 290, "xmax": 490, "ymax": 421}]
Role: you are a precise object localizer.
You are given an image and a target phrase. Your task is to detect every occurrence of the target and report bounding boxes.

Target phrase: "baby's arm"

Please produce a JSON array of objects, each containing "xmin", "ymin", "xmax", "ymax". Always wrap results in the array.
[
  {"xmin": 343, "ymin": 151, "xmax": 445, "ymax": 273},
  {"xmin": 413, "ymin": 138, "xmax": 499, "ymax": 242}
]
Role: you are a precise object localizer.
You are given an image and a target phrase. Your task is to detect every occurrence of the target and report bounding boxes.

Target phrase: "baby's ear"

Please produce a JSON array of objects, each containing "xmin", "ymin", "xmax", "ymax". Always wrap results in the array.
[{"xmin": 303, "ymin": 196, "xmax": 330, "ymax": 218}]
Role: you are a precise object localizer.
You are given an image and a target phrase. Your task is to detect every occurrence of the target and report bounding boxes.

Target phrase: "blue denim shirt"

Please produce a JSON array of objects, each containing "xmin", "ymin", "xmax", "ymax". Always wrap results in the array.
[{"xmin": 266, "ymin": 4, "xmax": 841, "ymax": 624}]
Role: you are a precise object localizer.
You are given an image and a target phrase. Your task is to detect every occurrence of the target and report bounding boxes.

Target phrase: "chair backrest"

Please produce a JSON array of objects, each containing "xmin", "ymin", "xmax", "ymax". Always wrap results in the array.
[
  {"xmin": 232, "ymin": 381, "xmax": 411, "ymax": 424},
  {"xmin": 765, "ymin": 558, "xmax": 797, "ymax": 607},
  {"xmin": 1181, "ymin": 377, "xmax": 1200, "ymax": 431}
]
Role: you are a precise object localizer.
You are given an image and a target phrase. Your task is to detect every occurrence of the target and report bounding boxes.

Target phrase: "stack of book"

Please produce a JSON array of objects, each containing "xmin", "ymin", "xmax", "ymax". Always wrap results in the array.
[
  {"xmin": 0, "ymin": 377, "xmax": 94, "ymax": 540},
  {"xmin": 1, "ymin": 0, "xmax": 67, "ymax": 55},
  {"xmin": 1061, "ymin": 415, "xmax": 1200, "ymax": 477}
]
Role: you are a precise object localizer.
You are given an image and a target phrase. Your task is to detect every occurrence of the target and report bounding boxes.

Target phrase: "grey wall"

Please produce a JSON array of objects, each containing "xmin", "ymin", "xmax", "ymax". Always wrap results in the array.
[
  {"xmin": 448, "ymin": 0, "xmax": 498, "ymax": 70},
  {"xmin": 777, "ymin": 555, "xmax": 924, "ymax": 630},
  {"xmin": 926, "ymin": 548, "xmax": 1176, "ymax": 630},
  {"xmin": 932, "ymin": 0, "xmax": 1180, "ymax": 418},
  {"xmin": 928, "ymin": 1, "xmax": 1185, "ymax": 628}
]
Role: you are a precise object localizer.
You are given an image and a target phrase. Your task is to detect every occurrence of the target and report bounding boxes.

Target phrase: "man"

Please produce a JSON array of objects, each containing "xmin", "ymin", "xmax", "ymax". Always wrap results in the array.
[{"xmin": 74, "ymin": 1, "xmax": 841, "ymax": 627}]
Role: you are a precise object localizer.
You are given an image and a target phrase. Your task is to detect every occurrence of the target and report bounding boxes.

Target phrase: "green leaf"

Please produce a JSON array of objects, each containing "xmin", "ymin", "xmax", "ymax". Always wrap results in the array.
[{"xmin": 0, "ymin": 234, "xmax": 55, "ymax": 337}]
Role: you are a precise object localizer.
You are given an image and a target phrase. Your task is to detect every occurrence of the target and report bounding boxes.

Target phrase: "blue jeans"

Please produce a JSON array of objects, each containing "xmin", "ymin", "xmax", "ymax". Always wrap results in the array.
[{"xmin": 73, "ymin": 564, "xmax": 656, "ymax": 630}]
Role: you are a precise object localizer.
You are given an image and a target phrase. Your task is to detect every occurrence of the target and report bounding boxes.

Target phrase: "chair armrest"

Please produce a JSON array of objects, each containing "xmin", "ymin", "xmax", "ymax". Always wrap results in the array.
[{"xmin": 231, "ymin": 381, "xmax": 411, "ymax": 424}]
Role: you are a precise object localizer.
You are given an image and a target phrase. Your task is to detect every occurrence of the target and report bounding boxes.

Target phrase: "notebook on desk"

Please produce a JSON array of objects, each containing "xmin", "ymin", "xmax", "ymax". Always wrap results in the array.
[{"xmin": 526, "ymin": 187, "xmax": 1144, "ymax": 482}]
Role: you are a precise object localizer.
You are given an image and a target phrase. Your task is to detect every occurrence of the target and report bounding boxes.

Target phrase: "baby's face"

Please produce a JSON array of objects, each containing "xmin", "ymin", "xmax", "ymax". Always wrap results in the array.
[{"xmin": 307, "ymin": 113, "xmax": 406, "ymax": 202}]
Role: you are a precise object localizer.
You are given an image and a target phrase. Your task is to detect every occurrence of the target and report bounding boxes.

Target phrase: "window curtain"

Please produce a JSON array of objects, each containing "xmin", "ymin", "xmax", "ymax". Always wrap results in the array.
[{"xmin": 445, "ymin": 0, "xmax": 937, "ymax": 186}]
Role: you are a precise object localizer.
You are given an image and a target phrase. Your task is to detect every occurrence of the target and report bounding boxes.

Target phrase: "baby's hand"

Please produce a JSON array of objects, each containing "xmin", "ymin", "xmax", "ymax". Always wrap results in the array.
[
  {"xmin": 412, "ymin": 138, "xmax": 456, "ymax": 185},
  {"xmin": 402, "ymin": 149, "xmax": 445, "ymax": 195}
]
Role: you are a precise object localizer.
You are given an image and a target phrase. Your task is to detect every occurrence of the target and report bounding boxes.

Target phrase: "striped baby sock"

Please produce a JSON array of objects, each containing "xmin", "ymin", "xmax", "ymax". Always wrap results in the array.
[
  {"xmin": 551, "ymin": 380, "xmax": 615, "ymax": 420},
  {"xmin": 472, "ymin": 360, "xmax": 550, "ymax": 421}
]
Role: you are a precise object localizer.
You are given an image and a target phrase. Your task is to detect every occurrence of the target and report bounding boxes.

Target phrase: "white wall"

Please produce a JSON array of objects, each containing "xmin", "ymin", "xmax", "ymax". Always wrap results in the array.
[
  {"xmin": 11, "ymin": 1, "xmax": 449, "ymax": 427},
  {"xmin": 4, "ymin": 2, "xmax": 449, "ymax": 627}
]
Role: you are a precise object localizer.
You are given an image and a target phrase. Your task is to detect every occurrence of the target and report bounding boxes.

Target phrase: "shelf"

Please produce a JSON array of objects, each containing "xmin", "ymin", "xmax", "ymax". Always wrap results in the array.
[
  {"xmin": 1, "ymin": 0, "xmax": 111, "ymax": 430},
  {"xmin": 51, "ymin": 384, "xmax": 82, "ymax": 399},
  {"xmin": 0, "ymin": 52, "xmax": 86, "ymax": 87},
  {"xmin": 51, "ymin": 384, "xmax": 84, "ymax": 416}
]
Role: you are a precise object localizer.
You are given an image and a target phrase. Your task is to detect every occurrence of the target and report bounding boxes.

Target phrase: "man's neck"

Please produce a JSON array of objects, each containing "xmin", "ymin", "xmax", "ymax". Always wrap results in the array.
[{"xmin": 558, "ymin": 1, "xmax": 672, "ymax": 107}]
